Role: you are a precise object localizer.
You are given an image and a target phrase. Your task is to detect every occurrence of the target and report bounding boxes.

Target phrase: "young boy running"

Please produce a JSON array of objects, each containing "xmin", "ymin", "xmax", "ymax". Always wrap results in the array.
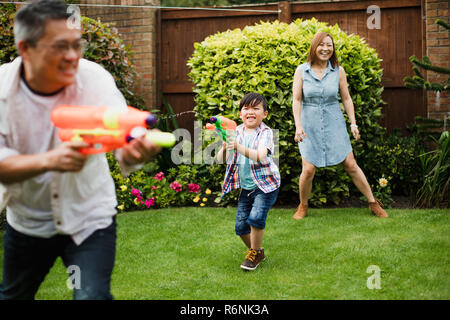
[{"xmin": 217, "ymin": 93, "xmax": 280, "ymax": 271}]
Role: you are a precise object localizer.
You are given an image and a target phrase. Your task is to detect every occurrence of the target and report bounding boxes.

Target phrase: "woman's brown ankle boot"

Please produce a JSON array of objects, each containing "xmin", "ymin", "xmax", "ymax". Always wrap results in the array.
[
  {"xmin": 293, "ymin": 203, "xmax": 308, "ymax": 220},
  {"xmin": 369, "ymin": 199, "xmax": 388, "ymax": 218}
]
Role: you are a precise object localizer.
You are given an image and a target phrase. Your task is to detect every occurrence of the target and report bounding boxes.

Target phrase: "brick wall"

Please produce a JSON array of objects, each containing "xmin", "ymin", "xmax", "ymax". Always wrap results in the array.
[
  {"xmin": 80, "ymin": 0, "xmax": 159, "ymax": 109},
  {"xmin": 425, "ymin": 0, "xmax": 449, "ymax": 121}
]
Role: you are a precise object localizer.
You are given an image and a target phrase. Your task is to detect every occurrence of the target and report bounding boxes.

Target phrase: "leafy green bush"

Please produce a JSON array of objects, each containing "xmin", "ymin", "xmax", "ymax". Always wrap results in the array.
[
  {"xmin": 0, "ymin": 4, "xmax": 16, "ymax": 65},
  {"xmin": 188, "ymin": 18, "xmax": 386, "ymax": 205},
  {"xmin": 359, "ymin": 129, "xmax": 425, "ymax": 197},
  {"xmin": 416, "ymin": 131, "xmax": 449, "ymax": 208}
]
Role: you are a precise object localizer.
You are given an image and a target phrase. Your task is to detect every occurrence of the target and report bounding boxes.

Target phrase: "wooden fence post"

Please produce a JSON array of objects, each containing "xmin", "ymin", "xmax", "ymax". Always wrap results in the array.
[
  {"xmin": 278, "ymin": 1, "xmax": 291, "ymax": 24},
  {"xmin": 156, "ymin": 7, "xmax": 162, "ymax": 109}
]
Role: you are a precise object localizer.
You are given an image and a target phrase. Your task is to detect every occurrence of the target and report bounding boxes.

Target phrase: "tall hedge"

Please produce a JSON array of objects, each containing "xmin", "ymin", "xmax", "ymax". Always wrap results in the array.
[{"xmin": 188, "ymin": 18, "xmax": 386, "ymax": 206}]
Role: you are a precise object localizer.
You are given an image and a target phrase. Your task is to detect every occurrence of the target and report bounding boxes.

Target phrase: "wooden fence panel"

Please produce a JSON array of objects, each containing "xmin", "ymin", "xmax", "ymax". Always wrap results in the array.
[{"xmin": 157, "ymin": 0, "xmax": 425, "ymax": 134}]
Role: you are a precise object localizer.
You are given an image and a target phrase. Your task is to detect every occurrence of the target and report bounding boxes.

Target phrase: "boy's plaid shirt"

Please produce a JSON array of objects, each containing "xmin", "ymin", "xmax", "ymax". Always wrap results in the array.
[{"xmin": 222, "ymin": 122, "xmax": 281, "ymax": 197}]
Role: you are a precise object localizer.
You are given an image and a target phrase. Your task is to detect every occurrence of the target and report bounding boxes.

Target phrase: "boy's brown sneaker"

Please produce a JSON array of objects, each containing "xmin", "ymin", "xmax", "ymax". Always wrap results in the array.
[
  {"xmin": 369, "ymin": 199, "xmax": 388, "ymax": 218},
  {"xmin": 240, "ymin": 249, "xmax": 259, "ymax": 271},
  {"xmin": 256, "ymin": 248, "xmax": 265, "ymax": 263},
  {"xmin": 293, "ymin": 203, "xmax": 308, "ymax": 220}
]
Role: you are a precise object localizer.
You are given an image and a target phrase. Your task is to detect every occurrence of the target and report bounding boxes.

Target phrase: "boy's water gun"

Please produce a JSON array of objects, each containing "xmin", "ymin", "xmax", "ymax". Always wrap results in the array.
[
  {"xmin": 205, "ymin": 116, "xmax": 237, "ymax": 142},
  {"xmin": 51, "ymin": 105, "xmax": 176, "ymax": 154}
]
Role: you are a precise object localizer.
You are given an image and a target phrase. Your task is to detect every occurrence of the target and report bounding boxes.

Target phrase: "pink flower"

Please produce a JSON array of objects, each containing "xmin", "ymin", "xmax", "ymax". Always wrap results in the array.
[
  {"xmin": 154, "ymin": 172, "xmax": 165, "ymax": 181},
  {"xmin": 170, "ymin": 181, "xmax": 182, "ymax": 192},
  {"xmin": 136, "ymin": 194, "xmax": 143, "ymax": 203},
  {"xmin": 188, "ymin": 183, "xmax": 200, "ymax": 193},
  {"xmin": 144, "ymin": 198, "xmax": 155, "ymax": 208},
  {"xmin": 131, "ymin": 188, "xmax": 141, "ymax": 197},
  {"xmin": 152, "ymin": 186, "xmax": 158, "ymax": 190}
]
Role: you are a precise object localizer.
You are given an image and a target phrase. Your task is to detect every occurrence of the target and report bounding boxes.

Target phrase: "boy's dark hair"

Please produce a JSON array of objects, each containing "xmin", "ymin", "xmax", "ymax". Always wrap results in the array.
[
  {"xmin": 239, "ymin": 93, "xmax": 268, "ymax": 111},
  {"xmin": 14, "ymin": 0, "xmax": 71, "ymax": 48}
]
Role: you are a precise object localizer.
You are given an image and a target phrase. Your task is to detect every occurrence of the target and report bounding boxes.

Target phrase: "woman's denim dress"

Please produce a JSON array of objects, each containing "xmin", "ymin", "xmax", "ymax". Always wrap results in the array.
[{"xmin": 297, "ymin": 61, "xmax": 352, "ymax": 167}]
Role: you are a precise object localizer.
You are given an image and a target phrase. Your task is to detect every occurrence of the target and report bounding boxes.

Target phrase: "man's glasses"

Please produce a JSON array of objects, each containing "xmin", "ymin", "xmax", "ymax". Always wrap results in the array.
[{"xmin": 37, "ymin": 39, "xmax": 88, "ymax": 56}]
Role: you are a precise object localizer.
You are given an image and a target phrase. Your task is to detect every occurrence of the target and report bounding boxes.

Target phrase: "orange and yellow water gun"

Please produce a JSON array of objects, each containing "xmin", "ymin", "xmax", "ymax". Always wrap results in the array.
[
  {"xmin": 205, "ymin": 116, "xmax": 237, "ymax": 142},
  {"xmin": 51, "ymin": 105, "xmax": 176, "ymax": 154}
]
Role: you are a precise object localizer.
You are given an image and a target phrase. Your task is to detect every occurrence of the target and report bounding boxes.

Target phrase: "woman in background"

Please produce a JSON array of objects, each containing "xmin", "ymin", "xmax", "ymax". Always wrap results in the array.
[{"xmin": 291, "ymin": 32, "xmax": 387, "ymax": 220}]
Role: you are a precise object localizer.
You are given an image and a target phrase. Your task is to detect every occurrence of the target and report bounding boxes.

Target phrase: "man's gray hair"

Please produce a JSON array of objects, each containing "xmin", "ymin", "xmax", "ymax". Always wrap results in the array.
[{"xmin": 14, "ymin": 0, "xmax": 71, "ymax": 48}]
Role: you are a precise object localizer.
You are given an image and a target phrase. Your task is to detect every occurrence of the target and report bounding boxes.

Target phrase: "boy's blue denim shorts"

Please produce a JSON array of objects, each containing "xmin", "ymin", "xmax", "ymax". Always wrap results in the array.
[{"xmin": 235, "ymin": 187, "xmax": 279, "ymax": 235}]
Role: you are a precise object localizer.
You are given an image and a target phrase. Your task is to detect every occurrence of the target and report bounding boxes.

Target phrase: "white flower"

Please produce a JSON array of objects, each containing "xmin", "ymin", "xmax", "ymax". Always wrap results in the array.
[{"xmin": 379, "ymin": 178, "xmax": 388, "ymax": 188}]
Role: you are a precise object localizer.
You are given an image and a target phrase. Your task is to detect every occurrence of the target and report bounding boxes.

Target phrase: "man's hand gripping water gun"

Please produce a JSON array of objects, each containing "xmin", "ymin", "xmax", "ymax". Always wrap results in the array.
[
  {"xmin": 51, "ymin": 105, "xmax": 176, "ymax": 155},
  {"xmin": 205, "ymin": 116, "xmax": 237, "ymax": 142}
]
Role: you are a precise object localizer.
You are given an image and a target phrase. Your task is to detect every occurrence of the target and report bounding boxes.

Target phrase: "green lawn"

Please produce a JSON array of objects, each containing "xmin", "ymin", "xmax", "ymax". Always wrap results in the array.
[{"xmin": 1, "ymin": 207, "xmax": 449, "ymax": 300}]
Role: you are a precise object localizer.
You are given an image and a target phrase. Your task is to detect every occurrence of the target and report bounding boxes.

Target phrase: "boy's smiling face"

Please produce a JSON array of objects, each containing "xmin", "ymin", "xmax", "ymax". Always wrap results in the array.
[{"xmin": 239, "ymin": 101, "xmax": 268, "ymax": 130}]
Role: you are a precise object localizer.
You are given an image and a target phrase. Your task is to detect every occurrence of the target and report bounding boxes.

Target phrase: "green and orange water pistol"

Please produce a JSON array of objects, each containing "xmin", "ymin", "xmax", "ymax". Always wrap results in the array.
[
  {"xmin": 51, "ymin": 105, "xmax": 176, "ymax": 154},
  {"xmin": 205, "ymin": 115, "xmax": 237, "ymax": 142}
]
